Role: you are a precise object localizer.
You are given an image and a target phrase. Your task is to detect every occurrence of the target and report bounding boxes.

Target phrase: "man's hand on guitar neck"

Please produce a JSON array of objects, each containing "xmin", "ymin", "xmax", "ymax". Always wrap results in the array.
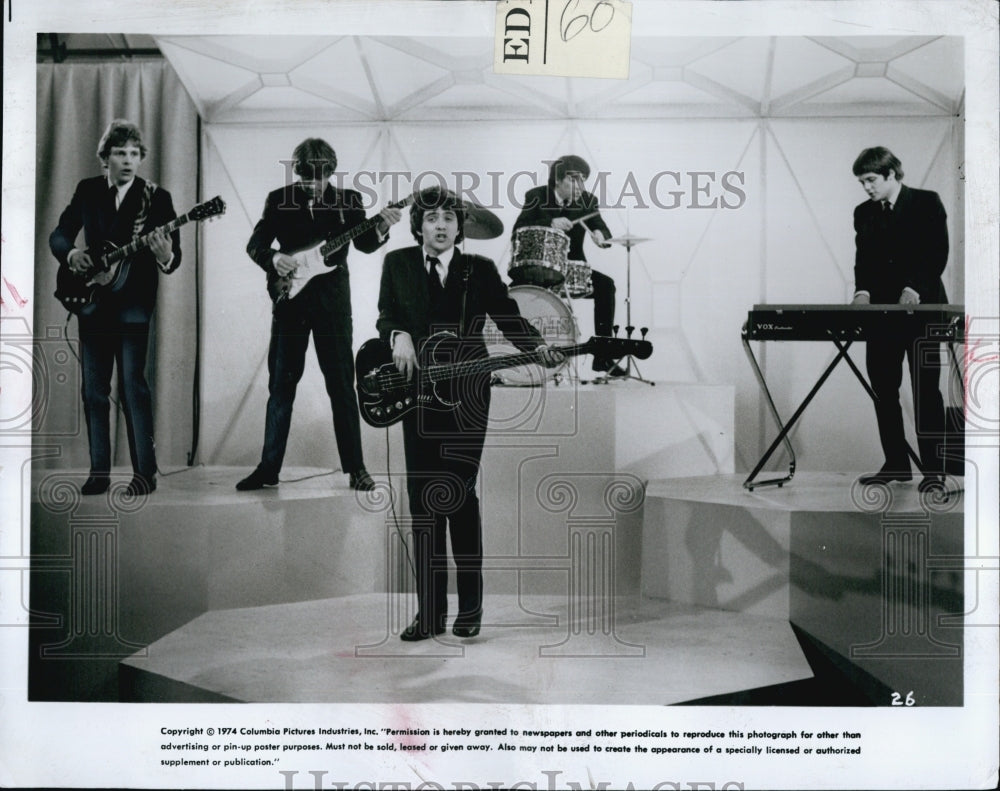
[
  {"xmin": 537, "ymin": 344, "xmax": 565, "ymax": 367},
  {"xmin": 149, "ymin": 227, "xmax": 174, "ymax": 266},
  {"xmin": 376, "ymin": 205, "xmax": 403, "ymax": 236}
]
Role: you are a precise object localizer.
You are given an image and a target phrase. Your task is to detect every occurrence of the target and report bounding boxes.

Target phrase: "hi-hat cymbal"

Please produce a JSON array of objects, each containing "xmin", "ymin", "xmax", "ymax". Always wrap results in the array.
[
  {"xmin": 463, "ymin": 204, "xmax": 504, "ymax": 240},
  {"xmin": 607, "ymin": 234, "xmax": 652, "ymax": 247}
]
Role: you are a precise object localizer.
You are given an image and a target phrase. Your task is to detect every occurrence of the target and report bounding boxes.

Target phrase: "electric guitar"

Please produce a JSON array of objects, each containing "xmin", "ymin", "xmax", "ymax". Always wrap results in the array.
[
  {"xmin": 54, "ymin": 195, "xmax": 226, "ymax": 314},
  {"xmin": 355, "ymin": 331, "xmax": 653, "ymax": 428},
  {"xmin": 267, "ymin": 194, "xmax": 414, "ymax": 305}
]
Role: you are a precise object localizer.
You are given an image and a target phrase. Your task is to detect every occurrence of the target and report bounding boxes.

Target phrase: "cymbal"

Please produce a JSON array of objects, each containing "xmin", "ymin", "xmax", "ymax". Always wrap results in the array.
[
  {"xmin": 463, "ymin": 203, "xmax": 504, "ymax": 240},
  {"xmin": 607, "ymin": 234, "xmax": 652, "ymax": 247}
]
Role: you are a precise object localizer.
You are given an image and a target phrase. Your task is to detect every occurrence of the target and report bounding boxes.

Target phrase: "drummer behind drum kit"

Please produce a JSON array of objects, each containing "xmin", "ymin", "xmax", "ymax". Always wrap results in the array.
[
  {"xmin": 503, "ymin": 220, "xmax": 654, "ymax": 386},
  {"xmin": 428, "ymin": 198, "xmax": 653, "ymax": 387}
]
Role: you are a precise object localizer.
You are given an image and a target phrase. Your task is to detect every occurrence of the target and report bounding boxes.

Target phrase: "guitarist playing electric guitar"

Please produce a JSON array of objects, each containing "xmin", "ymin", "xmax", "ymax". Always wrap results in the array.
[
  {"xmin": 375, "ymin": 187, "xmax": 564, "ymax": 643},
  {"xmin": 236, "ymin": 137, "xmax": 402, "ymax": 494},
  {"xmin": 48, "ymin": 119, "xmax": 183, "ymax": 497}
]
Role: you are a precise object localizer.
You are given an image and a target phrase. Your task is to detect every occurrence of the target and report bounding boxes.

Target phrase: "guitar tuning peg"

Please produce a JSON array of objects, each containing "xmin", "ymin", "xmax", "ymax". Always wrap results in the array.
[
  {"xmin": 640, "ymin": 327, "xmax": 648, "ymax": 339},
  {"xmin": 613, "ymin": 325, "xmax": 620, "ymax": 337},
  {"xmin": 626, "ymin": 325, "xmax": 635, "ymax": 338}
]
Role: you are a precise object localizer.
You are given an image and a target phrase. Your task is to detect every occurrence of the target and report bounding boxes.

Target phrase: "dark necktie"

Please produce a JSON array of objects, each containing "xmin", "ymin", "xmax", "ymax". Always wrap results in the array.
[
  {"xmin": 426, "ymin": 256, "xmax": 444, "ymax": 300},
  {"xmin": 109, "ymin": 184, "xmax": 119, "ymax": 212}
]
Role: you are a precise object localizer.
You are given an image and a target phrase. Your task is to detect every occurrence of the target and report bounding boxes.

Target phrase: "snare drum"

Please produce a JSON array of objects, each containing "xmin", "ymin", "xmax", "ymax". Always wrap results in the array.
[
  {"xmin": 485, "ymin": 285, "xmax": 577, "ymax": 386},
  {"xmin": 509, "ymin": 226, "xmax": 568, "ymax": 287},
  {"xmin": 564, "ymin": 260, "xmax": 593, "ymax": 298}
]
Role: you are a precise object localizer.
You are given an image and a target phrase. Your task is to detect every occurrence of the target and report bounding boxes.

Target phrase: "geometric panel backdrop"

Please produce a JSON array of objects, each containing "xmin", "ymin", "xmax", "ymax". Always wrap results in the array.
[{"xmin": 164, "ymin": 35, "xmax": 964, "ymax": 473}]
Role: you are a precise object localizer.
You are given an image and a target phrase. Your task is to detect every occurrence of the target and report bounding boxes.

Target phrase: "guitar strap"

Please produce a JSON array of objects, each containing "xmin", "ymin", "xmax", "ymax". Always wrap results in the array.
[
  {"xmin": 132, "ymin": 180, "xmax": 156, "ymax": 241},
  {"xmin": 458, "ymin": 252, "xmax": 471, "ymax": 338},
  {"xmin": 135, "ymin": 181, "xmax": 179, "ymax": 275}
]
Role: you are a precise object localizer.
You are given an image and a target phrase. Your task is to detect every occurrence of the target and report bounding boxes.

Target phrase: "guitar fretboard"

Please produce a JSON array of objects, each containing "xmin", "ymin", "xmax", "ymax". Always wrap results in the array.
[
  {"xmin": 320, "ymin": 194, "xmax": 414, "ymax": 258},
  {"xmin": 374, "ymin": 342, "xmax": 593, "ymax": 392},
  {"xmin": 102, "ymin": 212, "xmax": 192, "ymax": 266},
  {"xmin": 423, "ymin": 343, "xmax": 592, "ymax": 382}
]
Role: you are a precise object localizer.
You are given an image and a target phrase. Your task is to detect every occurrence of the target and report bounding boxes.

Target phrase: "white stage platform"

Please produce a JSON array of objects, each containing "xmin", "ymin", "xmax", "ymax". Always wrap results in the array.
[
  {"xmin": 641, "ymin": 472, "xmax": 965, "ymax": 706},
  {"xmin": 27, "ymin": 381, "xmax": 963, "ymax": 706},
  {"xmin": 119, "ymin": 593, "xmax": 813, "ymax": 704}
]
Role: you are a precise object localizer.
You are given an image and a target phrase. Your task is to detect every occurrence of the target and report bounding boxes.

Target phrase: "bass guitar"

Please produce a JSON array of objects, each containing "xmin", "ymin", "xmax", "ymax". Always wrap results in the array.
[
  {"xmin": 267, "ymin": 194, "xmax": 415, "ymax": 305},
  {"xmin": 54, "ymin": 195, "xmax": 226, "ymax": 314},
  {"xmin": 355, "ymin": 331, "xmax": 653, "ymax": 428}
]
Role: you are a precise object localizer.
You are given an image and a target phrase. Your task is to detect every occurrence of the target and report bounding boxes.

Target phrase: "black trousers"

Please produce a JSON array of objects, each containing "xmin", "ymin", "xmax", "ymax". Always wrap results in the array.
[
  {"xmin": 866, "ymin": 322, "xmax": 946, "ymax": 475},
  {"xmin": 401, "ymin": 378, "xmax": 491, "ymax": 629},
  {"xmin": 587, "ymin": 269, "xmax": 616, "ymax": 338},
  {"xmin": 258, "ymin": 270, "xmax": 365, "ymax": 476},
  {"xmin": 78, "ymin": 317, "xmax": 156, "ymax": 480}
]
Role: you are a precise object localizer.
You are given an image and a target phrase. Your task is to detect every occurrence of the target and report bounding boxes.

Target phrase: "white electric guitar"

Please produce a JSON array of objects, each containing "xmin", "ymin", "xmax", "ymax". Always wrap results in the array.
[{"xmin": 267, "ymin": 195, "xmax": 413, "ymax": 304}]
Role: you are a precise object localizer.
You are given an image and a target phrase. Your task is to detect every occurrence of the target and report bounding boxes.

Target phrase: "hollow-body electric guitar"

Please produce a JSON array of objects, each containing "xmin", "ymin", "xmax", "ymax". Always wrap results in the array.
[
  {"xmin": 54, "ymin": 195, "xmax": 226, "ymax": 314},
  {"xmin": 267, "ymin": 194, "xmax": 415, "ymax": 305},
  {"xmin": 355, "ymin": 331, "xmax": 653, "ymax": 428}
]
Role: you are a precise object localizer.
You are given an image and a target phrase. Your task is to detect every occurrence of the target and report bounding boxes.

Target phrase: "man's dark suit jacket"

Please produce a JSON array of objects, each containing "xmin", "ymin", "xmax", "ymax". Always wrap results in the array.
[
  {"xmin": 853, "ymin": 184, "xmax": 949, "ymax": 303},
  {"xmin": 247, "ymin": 183, "xmax": 384, "ymax": 289},
  {"xmin": 49, "ymin": 175, "xmax": 181, "ymax": 321},
  {"xmin": 377, "ymin": 246, "xmax": 544, "ymax": 357},
  {"xmin": 512, "ymin": 185, "xmax": 612, "ymax": 262}
]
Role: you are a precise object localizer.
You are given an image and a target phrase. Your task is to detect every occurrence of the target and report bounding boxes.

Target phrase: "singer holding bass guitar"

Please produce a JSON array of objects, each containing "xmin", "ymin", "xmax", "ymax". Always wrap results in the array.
[
  {"xmin": 375, "ymin": 187, "xmax": 563, "ymax": 641},
  {"xmin": 237, "ymin": 138, "xmax": 402, "ymax": 492},
  {"xmin": 49, "ymin": 119, "xmax": 182, "ymax": 497}
]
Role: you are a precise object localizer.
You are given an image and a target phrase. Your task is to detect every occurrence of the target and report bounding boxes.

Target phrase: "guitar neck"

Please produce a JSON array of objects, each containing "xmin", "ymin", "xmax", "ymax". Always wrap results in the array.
[
  {"xmin": 422, "ymin": 342, "xmax": 592, "ymax": 383},
  {"xmin": 104, "ymin": 213, "xmax": 190, "ymax": 265},
  {"xmin": 320, "ymin": 196, "xmax": 413, "ymax": 257}
]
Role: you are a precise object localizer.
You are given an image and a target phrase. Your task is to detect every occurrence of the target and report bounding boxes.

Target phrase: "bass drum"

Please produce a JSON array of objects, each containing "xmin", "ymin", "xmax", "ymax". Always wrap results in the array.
[{"xmin": 486, "ymin": 285, "xmax": 578, "ymax": 386}]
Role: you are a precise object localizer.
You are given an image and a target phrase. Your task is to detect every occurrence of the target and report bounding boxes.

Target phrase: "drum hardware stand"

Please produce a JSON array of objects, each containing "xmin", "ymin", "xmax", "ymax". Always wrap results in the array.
[{"xmin": 607, "ymin": 233, "xmax": 655, "ymax": 386}]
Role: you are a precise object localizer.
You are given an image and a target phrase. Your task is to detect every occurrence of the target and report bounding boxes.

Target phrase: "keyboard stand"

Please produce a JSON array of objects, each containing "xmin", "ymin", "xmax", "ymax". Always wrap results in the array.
[{"xmin": 740, "ymin": 328, "xmax": 924, "ymax": 491}]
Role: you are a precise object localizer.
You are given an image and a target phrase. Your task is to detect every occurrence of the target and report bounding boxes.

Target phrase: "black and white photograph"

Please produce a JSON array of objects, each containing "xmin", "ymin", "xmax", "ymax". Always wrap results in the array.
[{"xmin": 2, "ymin": 1, "xmax": 997, "ymax": 789}]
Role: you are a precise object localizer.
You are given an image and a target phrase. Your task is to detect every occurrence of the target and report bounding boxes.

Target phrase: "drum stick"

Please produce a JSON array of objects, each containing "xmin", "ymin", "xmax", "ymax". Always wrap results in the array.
[{"xmin": 571, "ymin": 211, "xmax": 600, "ymax": 227}]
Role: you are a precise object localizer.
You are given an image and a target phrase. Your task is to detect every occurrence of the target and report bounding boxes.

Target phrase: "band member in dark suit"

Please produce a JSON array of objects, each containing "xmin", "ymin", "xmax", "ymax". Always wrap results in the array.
[
  {"xmin": 377, "ymin": 188, "xmax": 562, "ymax": 640},
  {"xmin": 512, "ymin": 154, "xmax": 623, "ymax": 376},
  {"xmin": 237, "ymin": 138, "xmax": 401, "ymax": 492},
  {"xmin": 851, "ymin": 147, "xmax": 949, "ymax": 492},
  {"xmin": 49, "ymin": 119, "xmax": 181, "ymax": 496}
]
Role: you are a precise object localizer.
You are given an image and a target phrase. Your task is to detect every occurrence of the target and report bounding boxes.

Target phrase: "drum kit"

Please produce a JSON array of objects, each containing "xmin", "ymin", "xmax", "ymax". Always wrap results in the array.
[{"xmin": 448, "ymin": 199, "xmax": 653, "ymax": 386}]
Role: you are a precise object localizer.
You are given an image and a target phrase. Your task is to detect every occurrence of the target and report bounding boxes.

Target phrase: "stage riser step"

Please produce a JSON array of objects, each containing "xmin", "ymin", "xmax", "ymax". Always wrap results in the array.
[{"xmin": 641, "ymin": 473, "xmax": 965, "ymax": 705}]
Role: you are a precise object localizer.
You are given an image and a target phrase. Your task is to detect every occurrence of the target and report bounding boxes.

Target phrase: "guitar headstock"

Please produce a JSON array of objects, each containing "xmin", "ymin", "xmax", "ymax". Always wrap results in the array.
[
  {"xmin": 189, "ymin": 195, "xmax": 227, "ymax": 222},
  {"xmin": 585, "ymin": 336, "xmax": 653, "ymax": 360}
]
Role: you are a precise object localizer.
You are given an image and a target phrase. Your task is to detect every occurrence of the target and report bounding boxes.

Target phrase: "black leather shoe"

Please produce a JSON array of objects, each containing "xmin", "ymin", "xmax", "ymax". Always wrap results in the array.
[
  {"xmin": 592, "ymin": 359, "xmax": 627, "ymax": 377},
  {"xmin": 236, "ymin": 468, "xmax": 278, "ymax": 491},
  {"xmin": 400, "ymin": 617, "xmax": 446, "ymax": 642},
  {"xmin": 349, "ymin": 468, "xmax": 376, "ymax": 491},
  {"xmin": 918, "ymin": 474, "xmax": 946, "ymax": 494},
  {"xmin": 124, "ymin": 475, "xmax": 156, "ymax": 496},
  {"xmin": 81, "ymin": 475, "xmax": 110, "ymax": 496},
  {"xmin": 859, "ymin": 468, "xmax": 912, "ymax": 485},
  {"xmin": 452, "ymin": 618, "xmax": 481, "ymax": 639}
]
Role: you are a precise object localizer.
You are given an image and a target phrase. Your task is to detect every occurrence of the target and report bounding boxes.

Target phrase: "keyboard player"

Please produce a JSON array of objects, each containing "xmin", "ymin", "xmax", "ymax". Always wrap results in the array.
[{"xmin": 851, "ymin": 146, "xmax": 948, "ymax": 493}]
